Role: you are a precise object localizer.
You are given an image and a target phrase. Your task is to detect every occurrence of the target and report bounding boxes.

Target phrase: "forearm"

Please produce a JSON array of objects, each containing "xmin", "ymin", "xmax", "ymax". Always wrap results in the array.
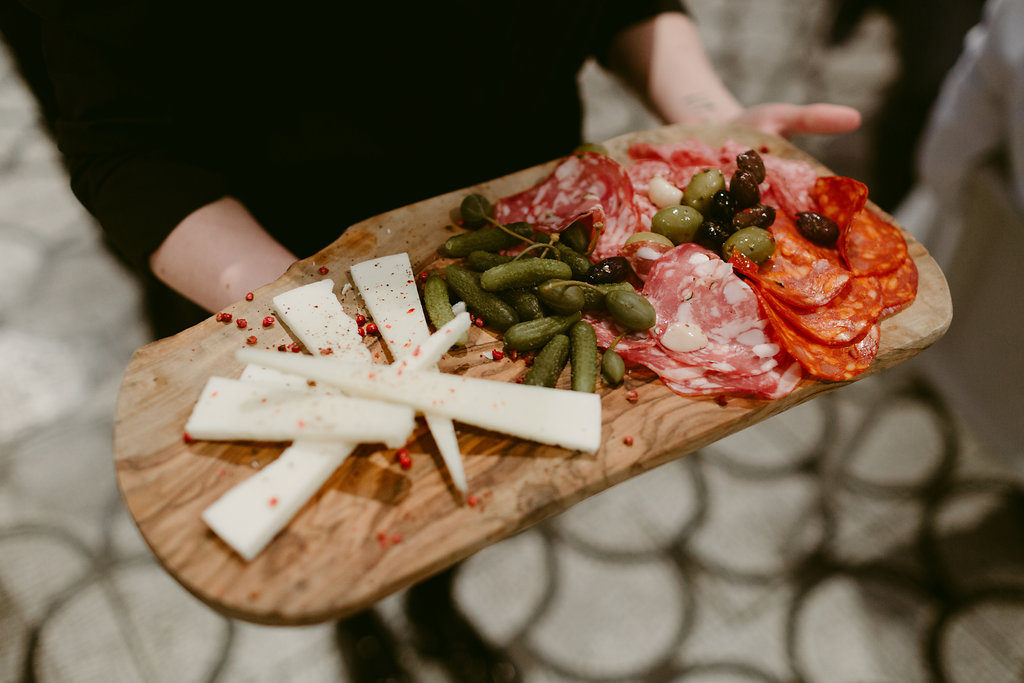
[
  {"xmin": 607, "ymin": 12, "xmax": 743, "ymax": 125},
  {"xmin": 148, "ymin": 197, "xmax": 297, "ymax": 312}
]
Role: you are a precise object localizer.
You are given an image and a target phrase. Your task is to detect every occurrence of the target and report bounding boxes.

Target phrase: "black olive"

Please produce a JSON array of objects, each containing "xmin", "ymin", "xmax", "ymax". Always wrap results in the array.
[
  {"xmin": 584, "ymin": 256, "xmax": 631, "ymax": 284},
  {"xmin": 732, "ymin": 204, "xmax": 776, "ymax": 230},
  {"xmin": 729, "ymin": 169, "xmax": 761, "ymax": 210},
  {"xmin": 796, "ymin": 212, "xmax": 840, "ymax": 246},
  {"xmin": 736, "ymin": 149, "xmax": 766, "ymax": 184},
  {"xmin": 695, "ymin": 220, "xmax": 730, "ymax": 252},
  {"xmin": 707, "ymin": 189, "xmax": 737, "ymax": 225}
]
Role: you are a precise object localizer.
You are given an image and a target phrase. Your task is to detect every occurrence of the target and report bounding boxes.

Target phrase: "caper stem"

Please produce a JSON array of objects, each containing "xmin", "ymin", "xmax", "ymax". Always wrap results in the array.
[
  {"xmin": 585, "ymin": 221, "xmax": 604, "ymax": 256},
  {"xmin": 607, "ymin": 332, "xmax": 626, "ymax": 353},
  {"xmin": 512, "ymin": 242, "xmax": 555, "ymax": 260},
  {"xmin": 543, "ymin": 278, "xmax": 606, "ymax": 295},
  {"xmin": 484, "ymin": 216, "xmax": 534, "ymax": 243}
]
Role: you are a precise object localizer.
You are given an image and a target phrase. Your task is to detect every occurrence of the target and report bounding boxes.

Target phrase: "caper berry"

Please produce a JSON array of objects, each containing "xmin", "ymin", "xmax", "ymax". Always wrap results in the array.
[
  {"xmin": 537, "ymin": 280, "xmax": 585, "ymax": 315},
  {"xmin": 695, "ymin": 220, "xmax": 730, "ymax": 252},
  {"xmin": 606, "ymin": 290, "xmax": 656, "ymax": 332},
  {"xmin": 707, "ymin": 189, "xmax": 738, "ymax": 225},
  {"xmin": 575, "ymin": 142, "xmax": 609, "ymax": 156},
  {"xmin": 683, "ymin": 169, "xmax": 725, "ymax": 214},
  {"xmin": 796, "ymin": 211, "xmax": 840, "ymax": 246},
  {"xmin": 460, "ymin": 193, "xmax": 494, "ymax": 229},
  {"xmin": 732, "ymin": 204, "xmax": 776, "ymax": 230},
  {"xmin": 721, "ymin": 227, "xmax": 775, "ymax": 264},
  {"xmin": 560, "ymin": 220, "xmax": 590, "ymax": 253},
  {"xmin": 585, "ymin": 256, "xmax": 631, "ymax": 284},
  {"xmin": 623, "ymin": 231, "xmax": 675, "ymax": 247},
  {"xmin": 651, "ymin": 205, "xmax": 703, "ymax": 245},
  {"xmin": 729, "ymin": 169, "xmax": 760, "ymax": 210},
  {"xmin": 601, "ymin": 349, "xmax": 626, "ymax": 387},
  {"xmin": 736, "ymin": 149, "xmax": 766, "ymax": 184}
]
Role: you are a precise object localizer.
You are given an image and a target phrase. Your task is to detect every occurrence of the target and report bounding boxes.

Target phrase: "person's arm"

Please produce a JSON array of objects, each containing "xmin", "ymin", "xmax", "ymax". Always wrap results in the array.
[
  {"xmin": 149, "ymin": 197, "xmax": 297, "ymax": 312},
  {"xmin": 606, "ymin": 12, "xmax": 862, "ymax": 137}
]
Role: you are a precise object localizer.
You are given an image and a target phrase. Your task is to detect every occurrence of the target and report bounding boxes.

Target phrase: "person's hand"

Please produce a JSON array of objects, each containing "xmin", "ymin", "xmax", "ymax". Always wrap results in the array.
[{"xmin": 730, "ymin": 103, "xmax": 862, "ymax": 138}]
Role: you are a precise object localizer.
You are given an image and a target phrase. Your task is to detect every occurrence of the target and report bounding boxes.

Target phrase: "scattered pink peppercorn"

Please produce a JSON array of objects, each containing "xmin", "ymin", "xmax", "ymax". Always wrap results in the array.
[
  {"xmin": 623, "ymin": 435, "xmax": 634, "ymax": 446},
  {"xmin": 391, "ymin": 533, "xmax": 402, "ymax": 544},
  {"xmin": 357, "ymin": 327, "xmax": 366, "ymax": 337},
  {"xmin": 318, "ymin": 266, "xmax": 329, "ymax": 275},
  {"xmin": 508, "ymin": 349, "xmax": 519, "ymax": 361},
  {"xmin": 395, "ymin": 448, "xmax": 412, "ymax": 470},
  {"xmin": 246, "ymin": 335, "xmax": 258, "ymax": 345},
  {"xmin": 262, "ymin": 316, "xmax": 275, "ymax": 327},
  {"xmin": 377, "ymin": 530, "xmax": 389, "ymax": 547},
  {"xmin": 418, "ymin": 271, "xmax": 429, "ymax": 282},
  {"xmin": 466, "ymin": 494, "xmax": 479, "ymax": 507},
  {"xmin": 626, "ymin": 390, "xmax": 639, "ymax": 403},
  {"xmin": 356, "ymin": 314, "xmax": 366, "ymax": 325},
  {"xmin": 236, "ymin": 318, "xmax": 247, "ymax": 328},
  {"xmin": 277, "ymin": 344, "xmax": 288, "ymax": 352},
  {"xmin": 365, "ymin": 322, "xmax": 379, "ymax": 335},
  {"xmin": 715, "ymin": 395, "xmax": 729, "ymax": 406},
  {"xmin": 183, "ymin": 432, "xmax": 195, "ymax": 444},
  {"xmin": 268, "ymin": 497, "xmax": 278, "ymax": 507},
  {"xmin": 289, "ymin": 342, "xmax": 302, "ymax": 353},
  {"xmin": 474, "ymin": 317, "xmax": 485, "ymax": 327},
  {"xmin": 491, "ymin": 349, "xmax": 504, "ymax": 361},
  {"xmin": 245, "ymin": 292, "xmax": 254, "ymax": 301}
]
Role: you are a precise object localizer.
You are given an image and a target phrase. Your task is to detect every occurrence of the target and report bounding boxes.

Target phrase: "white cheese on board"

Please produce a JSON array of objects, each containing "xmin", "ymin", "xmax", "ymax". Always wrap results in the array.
[
  {"xmin": 352, "ymin": 254, "xmax": 469, "ymax": 492},
  {"xmin": 185, "ymin": 376, "xmax": 415, "ymax": 448},
  {"xmin": 272, "ymin": 279, "xmax": 371, "ymax": 361},
  {"xmin": 236, "ymin": 350, "xmax": 603, "ymax": 454}
]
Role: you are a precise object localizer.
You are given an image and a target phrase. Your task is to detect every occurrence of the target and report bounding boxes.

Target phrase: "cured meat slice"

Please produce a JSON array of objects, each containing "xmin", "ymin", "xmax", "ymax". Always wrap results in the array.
[
  {"xmin": 663, "ymin": 357, "xmax": 804, "ymax": 399},
  {"xmin": 643, "ymin": 244, "xmax": 781, "ymax": 375},
  {"xmin": 494, "ymin": 151, "xmax": 639, "ymax": 261},
  {"xmin": 586, "ymin": 312, "xmax": 656, "ymax": 354},
  {"xmin": 620, "ymin": 238, "xmax": 673, "ymax": 282},
  {"xmin": 627, "ymin": 160, "xmax": 707, "ymax": 227},
  {"xmin": 813, "ymin": 176, "xmax": 868, "ymax": 231},
  {"xmin": 839, "ymin": 209, "xmax": 909, "ymax": 276},
  {"xmin": 760, "ymin": 297, "xmax": 880, "ymax": 381},
  {"xmin": 734, "ymin": 212, "xmax": 851, "ymax": 308},
  {"xmin": 627, "ymin": 140, "xmax": 727, "ymax": 168},
  {"xmin": 878, "ymin": 256, "xmax": 919, "ymax": 317},
  {"xmin": 761, "ymin": 275, "xmax": 882, "ymax": 345},
  {"xmin": 759, "ymin": 155, "xmax": 819, "ymax": 217}
]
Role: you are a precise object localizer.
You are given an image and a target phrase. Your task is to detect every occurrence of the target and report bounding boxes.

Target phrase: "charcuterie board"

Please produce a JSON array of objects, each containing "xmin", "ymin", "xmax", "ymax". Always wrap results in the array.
[{"xmin": 113, "ymin": 124, "xmax": 952, "ymax": 625}]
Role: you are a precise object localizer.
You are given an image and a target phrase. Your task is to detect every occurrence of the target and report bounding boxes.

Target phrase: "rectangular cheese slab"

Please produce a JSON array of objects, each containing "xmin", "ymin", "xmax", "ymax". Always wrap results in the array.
[
  {"xmin": 236, "ymin": 350, "xmax": 603, "ymax": 453},
  {"xmin": 185, "ymin": 376, "xmax": 415, "ymax": 448},
  {"xmin": 272, "ymin": 279, "xmax": 371, "ymax": 361}
]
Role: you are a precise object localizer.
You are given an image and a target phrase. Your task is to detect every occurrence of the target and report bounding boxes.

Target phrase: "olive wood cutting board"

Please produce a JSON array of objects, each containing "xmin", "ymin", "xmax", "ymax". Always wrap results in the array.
[{"xmin": 113, "ymin": 124, "xmax": 952, "ymax": 625}]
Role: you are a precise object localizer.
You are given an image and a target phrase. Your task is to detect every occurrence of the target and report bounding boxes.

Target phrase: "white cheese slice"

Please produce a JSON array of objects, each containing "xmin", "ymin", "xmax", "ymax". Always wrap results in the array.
[
  {"xmin": 185, "ymin": 376, "xmax": 415, "ymax": 448},
  {"xmin": 352, "ymin": 254, "xmax": 469, "ymax": 492},
  {"xmin": 272, "ymin": 279, "xmax": 371, "ymax": 361},
  {"xmin": 236, "ymin": 349, "xmax": 603, "ymax": 454}
]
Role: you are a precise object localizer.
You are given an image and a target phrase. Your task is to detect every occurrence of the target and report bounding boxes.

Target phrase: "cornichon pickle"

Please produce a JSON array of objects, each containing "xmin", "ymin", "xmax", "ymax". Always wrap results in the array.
[
  {"xmin": 582, "ymin": 282, "xmax": 634, "ymax": 310},
  {"xmin": 423, "ymin": 274, "xmax": 467, "ymax": 346},
  {"xmin": 466, "ymin": 250, "xmax": 512, "ymax": 271},
  {"xmin": 606, "ymin": 290, "xmax": 656, "ymax": 331},
  {"xmin": 569, "ymin": 321, "xmax": 598, "ymax": 393},
  {"xmin": 523, "ymin": 334, "xmax": 570, "ymax": 388},
  {"xmin": 443, "ymin": 264, "xmax": 519, "ymax": 331},
  {"xmin": 502, "ymin": 312, "xmax": 582, "ymax": 351},
  {"xmin": 479, "ymin": 258, "xmax": 572, "ymax": 291},
  {"xmin": 500, "ymin": 288, "xmax": 545, "ymax": 321},
  {"xmin": 554, "ymin": 242, "xmax": 592, "ymax": 279},
  {"xmin": 601, "ymin": 349, "xmax": 626, "ymax": 386},
  {"xmin": 536, "ymin": 280, "xmax": 585, "ymax": 315},
  {"xmin": 441, "ymin": 222, "xmax": 533, "ymax": 258}
]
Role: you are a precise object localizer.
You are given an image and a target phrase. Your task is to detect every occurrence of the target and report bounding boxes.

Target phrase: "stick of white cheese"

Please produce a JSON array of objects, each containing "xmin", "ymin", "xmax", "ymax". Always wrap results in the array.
[
  {"xmin": 236, "ymin": 349, "xmax": 603, "ymax": 454},
  {"xmin": 350, "ymin": 254, "xmax": 469, "ymax": 492}
]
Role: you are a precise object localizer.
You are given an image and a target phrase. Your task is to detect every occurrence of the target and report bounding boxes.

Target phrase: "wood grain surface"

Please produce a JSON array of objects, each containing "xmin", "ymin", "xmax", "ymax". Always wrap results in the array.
[{"xmin": 113, "ymin": 124, "xmax": 952, "ymax": 625}]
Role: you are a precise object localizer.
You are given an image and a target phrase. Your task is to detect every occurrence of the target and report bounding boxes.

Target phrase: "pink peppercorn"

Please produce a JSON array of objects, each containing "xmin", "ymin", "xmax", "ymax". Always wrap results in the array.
[
  {"xmin": 262, "ymin": 316, "xmax": 275, "ymax": 327},
  {"xmin": 245, "ymin": 292, "xmax": 254, "ymax": 301},
  {"xmin": 236, "ymin": 318, "xmax": 247, "ymax": 328}
]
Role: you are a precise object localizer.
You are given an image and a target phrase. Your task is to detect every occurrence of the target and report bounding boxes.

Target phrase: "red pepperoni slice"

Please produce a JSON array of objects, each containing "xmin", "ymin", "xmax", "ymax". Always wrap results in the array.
[
  {"xmin": 839, "ymin": 209, "xmax": 909, "ymax": 276},
  {"xmin": 642, "ymin": 244, "xmax": 781, "ymax": 376},
  {"xmin": 878, "ymin": 256, "xmax": 919, "ymax": 317},
  {"xmin": 760, "ymin": 275, "xmax": 882, "ymax": 345},
  {"xmin": 759, "ymin": 297, "xmax": 880, "ymax": 381},
  {"xmin": 734, "ymin": 212, "xmax": 852, "ymax": 308},
  {"xmin": 812, "ymin": 176, "xmax": 868, "ymax": 231},
  {"xmin": 620, "ymin": 238, "xmax": 673, "ymax": 282},
  {"xmin": 494, "ymin": 151, "xmax": 639, "ymax": 261}
]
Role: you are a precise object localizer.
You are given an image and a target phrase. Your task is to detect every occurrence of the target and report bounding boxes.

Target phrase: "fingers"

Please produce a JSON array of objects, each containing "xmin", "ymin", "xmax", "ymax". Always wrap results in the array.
[{"xmin": 733, "ymin": 103, "xmax": 862, "ymax": 138}]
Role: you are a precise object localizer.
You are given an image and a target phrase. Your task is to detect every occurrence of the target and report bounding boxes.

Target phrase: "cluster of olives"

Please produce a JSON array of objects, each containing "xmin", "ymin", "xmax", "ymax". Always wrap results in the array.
[{"xmin": 646, "ymin": 149, "xmax": 777, "ymax": 265}]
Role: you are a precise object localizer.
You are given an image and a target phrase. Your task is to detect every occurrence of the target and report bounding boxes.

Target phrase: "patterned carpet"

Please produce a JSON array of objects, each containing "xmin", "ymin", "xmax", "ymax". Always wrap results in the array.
[{"xmin": 2, "ymin": 2, "xmax": 1023, "ymax": 681}]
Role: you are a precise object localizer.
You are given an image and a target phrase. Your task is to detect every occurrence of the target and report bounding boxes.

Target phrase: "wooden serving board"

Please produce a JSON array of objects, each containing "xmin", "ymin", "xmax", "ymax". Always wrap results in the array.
[{"xmin": 113, "ymin": 124, "xmax": 952, "ymax": 625}]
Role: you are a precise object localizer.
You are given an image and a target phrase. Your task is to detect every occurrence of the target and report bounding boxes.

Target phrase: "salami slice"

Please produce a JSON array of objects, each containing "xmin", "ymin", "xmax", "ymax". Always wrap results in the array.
[
  {"xmin": 813, "ymin": 176, "xmax": 868, "ymax": 231},
  {"xmin": 663, "ymin": 357, "xmax": 803, "ymax": 399},
  {"xmin": 759, "ymin": 296, "xmax": 880, "ymax": 381},
  {"xmin": 878, "ymin": 256, "xmax": 919, "ymax": 317},
  {"xmin": 759, "ymin": 155, "xmax": 819, "ymax": 217},
  {"xmin": 760, "ymin": 274, "xmax": 882, "ymax": 345},
  {"xmin": 494, "ymin": 151, "xmax": 639, "ymax": 261},
  {"xmin": 627, "ymin": 141, "xmax": 727, "ymax": 168},
  {"xmin": 620, "ymin": 238, "xmax": 673, "ymax": 282},
  {"xmin": 734, "ymin": 212, "xmax": 852, "ymax": 308},
  {"xmin": 839, "ymin": 209, "xmax": 909, "ymax": 276},
  {"xmin": 643, "ymin": 244, "xmax": 781, "ymax": 375}
]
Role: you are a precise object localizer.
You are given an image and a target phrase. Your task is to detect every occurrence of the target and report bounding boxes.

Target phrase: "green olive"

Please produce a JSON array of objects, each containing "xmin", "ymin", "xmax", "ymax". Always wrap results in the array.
[
  {"xmin": 606, "ymin": 290, "xmax": 656, "ymax": 331},
  {"xmin": 536, "ymin": 280, "xmax": 585, "ymax": 315},
  {"xmin": 683, "ymin": 169, "xmax": 725, "ymax": 214},
  {"xmin": 623, "ymin": 231, "xmax": 674, "ymax": 247},
  {"xmin": 651, "ymin": 205, "xmax": 703, "ymax": 245},
  {"xmin": 601, "ymin": 349, "xmax": 626, "ymax": 387},
  {"xmin": 575, "ymin": 142, "xmax": 609, "ymax": 156},
  {"xmin": 721, "ymin": 227, "xmax": 775, "ymax": 264}
]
